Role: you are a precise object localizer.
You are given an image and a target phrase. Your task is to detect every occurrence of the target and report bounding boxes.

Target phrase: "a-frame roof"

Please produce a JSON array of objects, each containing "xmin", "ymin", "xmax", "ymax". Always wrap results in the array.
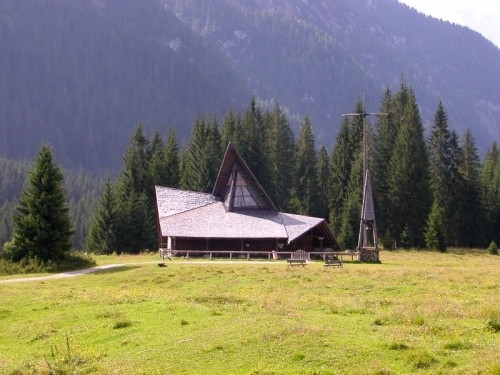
[
  {"xmin": 212, "ymin": 143, "xmax": 277, "ymax": 212},
  {"xmin": 155, "ymin": 142, "xmax": 340, "ymax": 249}
]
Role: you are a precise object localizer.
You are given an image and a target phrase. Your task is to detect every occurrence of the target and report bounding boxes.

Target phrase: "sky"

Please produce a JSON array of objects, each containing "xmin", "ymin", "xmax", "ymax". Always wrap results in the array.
[{"xmin": 397, "ymin": 0, "xmax": 500, "ymax": 48}]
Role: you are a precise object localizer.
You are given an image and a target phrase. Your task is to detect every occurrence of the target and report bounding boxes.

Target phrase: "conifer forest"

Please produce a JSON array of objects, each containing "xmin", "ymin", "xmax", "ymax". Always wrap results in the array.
[{"xmin": 1, "ymin": 84, "xmax": 498, "ymax": 257}]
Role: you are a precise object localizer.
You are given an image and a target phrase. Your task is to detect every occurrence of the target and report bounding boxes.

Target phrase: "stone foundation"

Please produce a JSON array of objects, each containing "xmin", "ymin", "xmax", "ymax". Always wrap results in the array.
[{"xmin": 358, "ymin": 248, "xmax": 380, "ymax": 262}]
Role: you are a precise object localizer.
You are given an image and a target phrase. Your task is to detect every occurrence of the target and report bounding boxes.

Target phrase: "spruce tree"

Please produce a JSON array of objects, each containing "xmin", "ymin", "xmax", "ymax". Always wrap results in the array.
[
  {"xmin": 181, "ymin": 116, "xmax": 222, "ymax": 193},
  {"xmin": 316, "ymin": 144, "xmax": 330, "ymax": 219},
  {"xmin": 149, "ymin": 128, "xmax": 180, "ymax": 188},
  {"xmin": 328, "ymin": 99, "xmax": 364, "ymax": 234},
  {"xmin": 10, "ymin": 145, "xmax": 74, "ymax": 262},
  {"xmin": 85, "ymin": 179, "xmax": 119, "ymax": 254},
  {"xmin": 238, "ymin": 97, "xmax": 272, "ymax": 193},
  {"xmin": 292, "ymin": 115, "xmax": 318, "ymax": 216},
  {"xmin": 221, "ymin": 110, "xmax": 242, "ymax": 147},
  {"xmin": 481, "ymin": 142, "xmax": 500, "ymax": 244},
  {"xmin": 114, "ymin": 124, "xmax": 158, "ymax": 253},
  {"xmin": 337, "ymin": 153, "xmax": 363, "ymax": 249},
  {"xmin": 386, "ymin": 89, "xmax": 430, "ymax": 248},
  {"xmin": 118, "ymin": 123, "xmax": 152, "ymax": 200},
  {"xmin": 116, "ymin": 192, "xmax": 156, "ymax": 254},
  {"xmin": 456, "ymin": 130, "xmax": 482, "ymax": 247},
  {"xmin": 266, "ymin": 105, "xmax": 295, "ymax": 211},
  {"xmin": 372, "ymin": 88, "xmax": 396, "ymax": 247},
  {"xmin": 163, "ymin": 128, "xmax": 180, "ymax": 188},
  {"xmin": 149, "ymin": 129, "xmax": 168, "ymax": 187},
  {"xmin": 428, "ymin": 102, "xmax": 461, "ymax": 244},
  {"xmin": 329, "ymin": 117, "xmax": 353, "ymax": 233},
  {"xmin": 424, "ymin": 202, "xmax": 447, "ymax": 252}
]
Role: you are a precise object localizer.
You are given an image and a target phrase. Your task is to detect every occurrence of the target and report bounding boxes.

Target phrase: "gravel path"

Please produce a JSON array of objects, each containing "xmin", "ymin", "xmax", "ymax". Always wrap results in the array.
[{"xmin": 0, "ymin": 264, "xmax": 127, "ymax": 284}]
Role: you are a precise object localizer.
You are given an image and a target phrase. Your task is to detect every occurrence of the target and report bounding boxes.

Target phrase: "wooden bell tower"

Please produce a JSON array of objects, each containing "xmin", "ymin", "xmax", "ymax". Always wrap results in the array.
[{"xmin": 342, "ymin": 91, "xmax": 386, "ymax": 262}]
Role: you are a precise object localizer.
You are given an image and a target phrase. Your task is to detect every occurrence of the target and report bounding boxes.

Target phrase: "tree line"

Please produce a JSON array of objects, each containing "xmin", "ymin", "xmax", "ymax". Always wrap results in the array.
[
  {"xmin": 1, "ymin": 85, "xmax": 499, "ymax": 263},
  {"xmin": 86, "ymin": 87, "xmax": 499, "ymax": 254}
]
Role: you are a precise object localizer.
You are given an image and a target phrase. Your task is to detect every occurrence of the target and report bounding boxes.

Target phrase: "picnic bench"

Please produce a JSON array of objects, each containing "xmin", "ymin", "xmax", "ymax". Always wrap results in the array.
[
  {"xmin": 287, "ymin": 249, "xmax": 309, "ymax": 267},
  {"xmin": 287, "ymin": 259, "xmax": 307, "ymax": 267},
  {"xmin": 324, "ymin": 258, "xmax": 342, "ymax": 267}
]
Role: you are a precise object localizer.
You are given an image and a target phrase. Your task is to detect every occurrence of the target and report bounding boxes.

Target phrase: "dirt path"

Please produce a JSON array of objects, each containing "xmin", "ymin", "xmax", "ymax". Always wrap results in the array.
[{"xmin": 0, "ymin": 264, "xmax": 127, "ymax": 284}]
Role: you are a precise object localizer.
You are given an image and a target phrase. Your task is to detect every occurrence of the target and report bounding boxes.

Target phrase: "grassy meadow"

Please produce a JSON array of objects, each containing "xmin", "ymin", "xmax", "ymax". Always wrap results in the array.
[{"xmin": 0, "ymin": 251, "xmax": 498, "ymax": 374}]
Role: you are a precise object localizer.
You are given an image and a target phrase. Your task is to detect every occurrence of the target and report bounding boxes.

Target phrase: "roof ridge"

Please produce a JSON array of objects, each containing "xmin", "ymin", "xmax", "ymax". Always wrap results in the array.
[{"xmin": 155, "ymin": 185, "xmax": 216, "ymax": 197}]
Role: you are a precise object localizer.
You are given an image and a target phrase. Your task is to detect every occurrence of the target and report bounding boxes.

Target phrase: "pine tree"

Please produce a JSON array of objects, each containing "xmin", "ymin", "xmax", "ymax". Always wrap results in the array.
[
  {"xmin": 181, "ymin": 116, "xmax": 222, "ymax": 193},
  {"xmin": 424, "ymin": 203, "xmax": 447, "ymax": 252},
  {"xmin": 0, "ymin": 202, "xmax": 15, "ymax": 249},
  {"xmin": 115, "ymin": 192, "xmax": 156, "ymax": 253},
  {"xmin": 329, "ymin": 117, "xmax": 353, "ymax": 233},
  {"xmin": 427, "ymin": 102, "xmax": 461, "ymax": 244},
  {"xmin": 149, "ymin": 129, "xmax": 168, "ymax": 187},
  {"xmin": 114, "ymin": 124, "xmax": 158, "ymax": 253},
  {"xmin": 10, "ymin": 145, "xmax": 74, "ymax": 262},
  {"xmin": 266, "ymin": 105, "xmax": 295, "ymax": 211},
  {"xmin": 163, "ymin": 128, "xmax": 180, "ymax": 188},
  {"xmin": 316, "ymin": 144, "xmax": 330, "ymax": 219},
  {"xmin": 337, "ymin": 153, "xmax": 363, "ymax": 249},
  {"xmin": 221, "ymin": 110, "xmax": 242, "ymax": 147},
  {"xmin": 118, "ymin": 123, "xmax": 152, "ymax": 199},
  {"xmin": 481, "ymin": 142, "xmax": 500, "ymax": 244},
  {"xmin": 150, "ymin": 128, "xmax": 180, "ymax": 188},
  {"xmin": 328, "ymin": 99, "xmax": 364, "ymax": 234},
  {"xmin": 386, "ymin": 89, "xmax": 431, "ymax": 248},
  {"xmin": 372, "ymin": 88, "xmax": 396, "ymax": 247},
  {"xmin": 85, "ymin": 179, "xmax": 119, "ymax": 254},
  {"xmin": 291, "ymin": 115, "xmax": 318, "ymax": 215},
  {"xmin": 238, "ymin": 97, "xmax": 272, "ymax": 193},
  {"xmin": 456, "ymin": 130, "xmax": 482, "ymax": 247}
]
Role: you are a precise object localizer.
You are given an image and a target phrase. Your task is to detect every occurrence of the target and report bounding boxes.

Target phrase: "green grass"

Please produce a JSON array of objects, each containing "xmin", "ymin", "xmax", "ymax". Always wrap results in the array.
[{"xmin": 0, "ymin": 251, "xmax": 498, "ymax": 374}]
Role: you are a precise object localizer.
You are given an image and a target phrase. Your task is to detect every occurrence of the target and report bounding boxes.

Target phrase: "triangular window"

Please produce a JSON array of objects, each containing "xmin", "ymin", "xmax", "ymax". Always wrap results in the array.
[
  {"xmin": 223, "ymin": 164, "xmax": 260, "ymax": 210},
  {"xmin": 234, "ymin": 185, "xmax": 257, "ymax": 208}
]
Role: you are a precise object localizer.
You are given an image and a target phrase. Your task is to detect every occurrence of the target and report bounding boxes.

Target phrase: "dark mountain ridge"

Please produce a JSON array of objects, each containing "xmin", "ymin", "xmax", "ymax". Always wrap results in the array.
[
  {"xmin": 0, "ymin": 0, "xmax": 248, "ymax": 170},
  {"xmin": 0, "ymin": 0, "xmax": 498, "ymax": 171},
  {"xmin": 166, "ymin": 0, "xmax": 499, "ymax": 149}
]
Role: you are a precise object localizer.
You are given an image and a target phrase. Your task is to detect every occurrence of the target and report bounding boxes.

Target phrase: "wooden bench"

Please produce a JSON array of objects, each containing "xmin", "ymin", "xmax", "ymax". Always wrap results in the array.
[
  {"xmin": 324, "ymin": 258, "xmax": 342, "ymax": 267},
  {"xmin": 287, "ymin": 259, "xmax": 307, "ymax": 267}
]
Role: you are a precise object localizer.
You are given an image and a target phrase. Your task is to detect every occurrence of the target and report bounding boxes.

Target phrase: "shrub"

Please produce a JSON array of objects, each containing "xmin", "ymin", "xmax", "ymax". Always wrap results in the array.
[
  {"xmin": 0, "ymin": 252, "xmax": 95, "ymax": 276},
  {"xmin": 407, "ymin": 352, "xmax": 437, "ymax": 369},
  {"xmin": 486, "ymin": 318, "xmax": 500, "ymax": 332},
  {"xmin": 291, "ymin": 353, "xmax": 305, "ymax": 361},
  {"xmin": 487, "ymin": 241, "xmax": 498, "ymax": 255},
  {"xmin": 443, "ymin": 340, "xmax": 472, "ymax": 350},
  {"xmin": 113, "ymin": 320, "xmax": 132, "ymax": 329},
  {"xmin": 388, "ymin": 343, "xmax": 409, "ymax": 350}
]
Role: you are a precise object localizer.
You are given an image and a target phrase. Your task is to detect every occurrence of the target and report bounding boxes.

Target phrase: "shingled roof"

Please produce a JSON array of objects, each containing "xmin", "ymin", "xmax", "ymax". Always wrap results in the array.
[{"xmin": 155, "ymin": 143, "xmax": 339, "ymax": 247}]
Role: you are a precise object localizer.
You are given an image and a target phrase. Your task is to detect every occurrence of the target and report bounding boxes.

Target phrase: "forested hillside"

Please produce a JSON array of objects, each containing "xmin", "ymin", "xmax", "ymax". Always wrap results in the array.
[
  {"xmin": 0, "ymin": 0, "xmax": 499, "ymax": 173},
  {"xmin": 0, "ymin": 0, "xmax": 248, "ymax": 171},
  {"xmin": 166, "ymin": 0, "xmax": 500, "ymax": 150}
]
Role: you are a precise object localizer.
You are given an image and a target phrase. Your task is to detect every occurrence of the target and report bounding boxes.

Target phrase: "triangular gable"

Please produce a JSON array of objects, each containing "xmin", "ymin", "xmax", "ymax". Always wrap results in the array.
[{"xmin": 212, "ymin": 143, "xmax": 277, "ymax": 212}]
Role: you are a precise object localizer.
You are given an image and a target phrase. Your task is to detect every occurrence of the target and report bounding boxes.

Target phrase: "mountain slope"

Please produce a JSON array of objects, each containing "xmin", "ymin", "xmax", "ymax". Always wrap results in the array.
[
  {"xmin": 0, "ymin": 0, "xmax": 249, "ymax": 170},
  {"xmin": 166, "ymin": 0, "xmax": 500, "ymax": 150},
  {"xmin": 0, "ymin": 0, "xmax": 498, "ymax": 172}
]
